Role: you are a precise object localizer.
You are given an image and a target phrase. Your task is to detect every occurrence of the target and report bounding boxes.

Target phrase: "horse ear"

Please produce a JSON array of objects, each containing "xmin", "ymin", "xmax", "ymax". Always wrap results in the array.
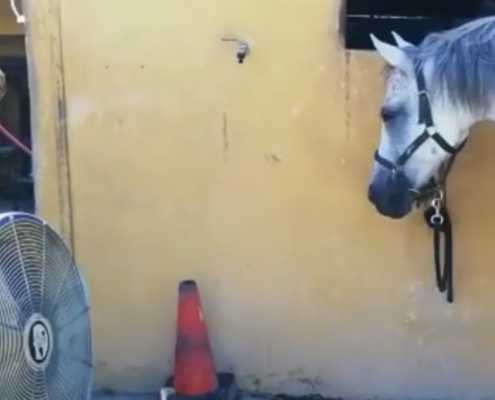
[
  {"xmin": 391, "ymin": 31, "xmax": 415, "ymax": 49},
  {"xmin": 370, "ymin": 33, "xmax": 405, "ymax": 68}
]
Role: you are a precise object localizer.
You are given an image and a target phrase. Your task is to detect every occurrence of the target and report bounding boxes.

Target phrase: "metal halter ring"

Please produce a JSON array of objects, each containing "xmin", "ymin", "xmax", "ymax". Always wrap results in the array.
[{"xmin": 430, "ymin": 212, "xmax": 444, "ymax": 226}]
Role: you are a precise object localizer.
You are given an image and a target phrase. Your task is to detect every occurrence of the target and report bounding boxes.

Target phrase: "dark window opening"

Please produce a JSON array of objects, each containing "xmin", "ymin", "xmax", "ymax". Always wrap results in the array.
[
  {"xmin": 341, "ymin": 0, "xmax": 491, "ymax": 50},
  {"xmin": 0, "ymin": 47, "xmax": 34, "ymax": 213}
]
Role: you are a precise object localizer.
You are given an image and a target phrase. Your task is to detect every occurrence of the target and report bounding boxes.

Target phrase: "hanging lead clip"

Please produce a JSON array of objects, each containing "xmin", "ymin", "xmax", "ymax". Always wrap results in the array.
[{"xmin": 429, "ymin": 192, "xmax": 444, "ymax": 226}]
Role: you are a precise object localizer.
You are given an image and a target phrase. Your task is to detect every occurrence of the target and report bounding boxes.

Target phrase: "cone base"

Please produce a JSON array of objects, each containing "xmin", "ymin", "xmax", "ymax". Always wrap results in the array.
[{"xmin": 167, "ymin": 372, "xmax": 237, "ymax": 400}]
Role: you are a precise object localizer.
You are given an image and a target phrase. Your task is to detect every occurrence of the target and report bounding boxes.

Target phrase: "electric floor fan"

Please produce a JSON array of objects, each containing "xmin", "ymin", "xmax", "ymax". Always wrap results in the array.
[{"xmin": 0, "ymin": 212, "xmax": 92, "ymax": 399}]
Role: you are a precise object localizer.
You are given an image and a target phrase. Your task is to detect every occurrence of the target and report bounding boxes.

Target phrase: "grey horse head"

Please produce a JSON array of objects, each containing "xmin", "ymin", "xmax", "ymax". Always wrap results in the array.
[{"xmin": 368, "ymin": 17, "xmax": 495, "ymax": 219}]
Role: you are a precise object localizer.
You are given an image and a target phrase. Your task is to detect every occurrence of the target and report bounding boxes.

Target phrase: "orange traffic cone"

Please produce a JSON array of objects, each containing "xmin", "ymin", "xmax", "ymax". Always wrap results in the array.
[
  {"xmin": 164, "ymin": 280, "xmax": 237, "ymax": 400},
  {"xmin": 173, "ymin": 280, "xmax": 218, "ymax": 395}
]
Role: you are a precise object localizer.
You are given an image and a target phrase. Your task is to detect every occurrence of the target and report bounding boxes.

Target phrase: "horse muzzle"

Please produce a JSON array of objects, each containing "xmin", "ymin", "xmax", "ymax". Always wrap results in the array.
[{"xmin": 368, "ymin": 170, "xmax": 414, "ymax": 219}]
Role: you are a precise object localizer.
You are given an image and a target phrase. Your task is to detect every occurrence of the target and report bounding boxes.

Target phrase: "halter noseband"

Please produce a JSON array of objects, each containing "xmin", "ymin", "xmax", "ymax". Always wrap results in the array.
[{"xmin": 374, "ymin": 67, "xmax": 466, "ymax": 202}]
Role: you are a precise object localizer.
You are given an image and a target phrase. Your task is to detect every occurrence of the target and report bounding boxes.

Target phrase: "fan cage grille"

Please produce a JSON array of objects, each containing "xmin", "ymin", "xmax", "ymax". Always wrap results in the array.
[{"xmin": 0, "ymin": 212, "xmax": 92, "ymax": 400}]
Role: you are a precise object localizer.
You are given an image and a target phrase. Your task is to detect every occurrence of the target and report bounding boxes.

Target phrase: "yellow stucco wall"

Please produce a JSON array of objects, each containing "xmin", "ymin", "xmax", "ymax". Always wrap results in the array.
[
  {"xmin": 0, "ymin": 1, "xmax": 23, "ymax": 36},
  {"xmin": 25, "ymin": 0, "xmax": 495, "ymax": 398}
]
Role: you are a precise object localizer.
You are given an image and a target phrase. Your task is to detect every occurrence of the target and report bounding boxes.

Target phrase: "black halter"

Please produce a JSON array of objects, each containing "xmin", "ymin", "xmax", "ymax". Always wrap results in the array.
[{"xmin": 374, "ymin": 67, "xmax": 468, "ymax": 303}]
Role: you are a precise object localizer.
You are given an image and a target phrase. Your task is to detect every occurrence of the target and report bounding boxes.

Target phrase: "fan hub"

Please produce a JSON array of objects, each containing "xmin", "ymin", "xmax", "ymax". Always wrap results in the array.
[{"xmin": 23, "ymin": 313, "xmax": 53, "ymax": 370}]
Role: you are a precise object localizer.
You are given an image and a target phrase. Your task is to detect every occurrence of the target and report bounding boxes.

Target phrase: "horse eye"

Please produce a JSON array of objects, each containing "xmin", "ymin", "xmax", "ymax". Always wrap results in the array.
[{"xmin": 380, "ymin": 107, "xmax": 397, "ymax": 122}]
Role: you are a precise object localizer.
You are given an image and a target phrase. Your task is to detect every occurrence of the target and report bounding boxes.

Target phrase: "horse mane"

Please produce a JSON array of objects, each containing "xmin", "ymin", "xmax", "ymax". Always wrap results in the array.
[{"xmin": 405, "ymin": 16, "xmax": 495, "ymax": 114}]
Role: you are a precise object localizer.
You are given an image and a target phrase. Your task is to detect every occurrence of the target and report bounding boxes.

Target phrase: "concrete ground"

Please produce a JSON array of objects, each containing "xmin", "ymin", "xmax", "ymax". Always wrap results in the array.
[
  {"xmin": 93, "ymin": 394, "xmax": 264, "ymax": 400},
  {"xmin": 92, "ymin": 395, "xmax": 155, "ymax": 400},
  {"xmin": 93, "ymin": 396, "xmax": 155, "ymax": 400}
]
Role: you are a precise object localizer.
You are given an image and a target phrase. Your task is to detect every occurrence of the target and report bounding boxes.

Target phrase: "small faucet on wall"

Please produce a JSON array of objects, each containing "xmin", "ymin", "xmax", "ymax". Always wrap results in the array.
[{"xmin": 221, "ymin": 37, "xmax": 250, "ymax": 64}]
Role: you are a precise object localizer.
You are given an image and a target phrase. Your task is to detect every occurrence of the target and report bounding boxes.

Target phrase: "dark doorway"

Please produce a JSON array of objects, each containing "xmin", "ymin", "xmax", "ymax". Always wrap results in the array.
[
  {"xmin": 0, "ymin": 55, "xmax": 34, "ymax": 213},
  {"xmin": 341, "ymin": 0, "xmax": 489, "ymax": 50}
]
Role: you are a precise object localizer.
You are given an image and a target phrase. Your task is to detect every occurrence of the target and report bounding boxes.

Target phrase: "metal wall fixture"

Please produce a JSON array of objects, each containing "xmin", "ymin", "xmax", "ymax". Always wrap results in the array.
[{"xmin": 221, "ymin": 37, "xmax": 250, "ymax": 63}]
